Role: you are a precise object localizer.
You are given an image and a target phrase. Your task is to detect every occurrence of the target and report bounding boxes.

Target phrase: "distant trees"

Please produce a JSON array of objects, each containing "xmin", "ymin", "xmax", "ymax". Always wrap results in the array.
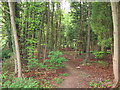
[
  {"xmin": 70, "ymin": 2, "xmax": 89, "ymax": 58},
  {"xmin": 91, "ymin": 2, "xmax": 113, "ymax": 52},
  {"xmin": 70, "ymin": 2, "xmax": 113, "ymax": 60}
]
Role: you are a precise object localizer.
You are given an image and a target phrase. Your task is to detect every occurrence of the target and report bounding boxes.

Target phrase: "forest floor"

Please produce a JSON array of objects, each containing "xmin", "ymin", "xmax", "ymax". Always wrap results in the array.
[
  {"xmin": 53, "ymin": 51, "xmax": 114, "ymax": 88},
  {"xmin": 2, "ymin": 50, "xmax": 114, "ymax": 88}
]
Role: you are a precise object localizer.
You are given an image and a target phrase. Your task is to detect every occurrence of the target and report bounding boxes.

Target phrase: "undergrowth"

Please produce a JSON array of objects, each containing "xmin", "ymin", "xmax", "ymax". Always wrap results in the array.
[
  {"xmin": 2, "ymin": 51, "xmax": 68, "ymax": 88},
  {"xmin": 89, "ymin": 80, "xmax": 112, "ymax": 88},
  {"xmin": 44, "ymin": 51, "xmax": 68, "ymax": 70},
  {"xmin": 54, "ymin": 77, "xmax": 62, "ymax": 84}
]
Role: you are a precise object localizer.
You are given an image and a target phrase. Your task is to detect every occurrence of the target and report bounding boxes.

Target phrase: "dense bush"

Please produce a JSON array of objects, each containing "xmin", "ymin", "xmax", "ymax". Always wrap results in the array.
[
  {"xmin": 91, "ymin": 51, "xmax": 111, "ymax": 59},
  {"xmin": 27, "ymin": 51, "xmax": 68, "ymax": 70},
  {"xmin": 1, "ymin": 72, "xmax": 52, "ymax": 88},
  {"xmin": 27, "ymin": 58, "xmax": 46, "ymax": 70},
  {"xmin": 1, "ymin": 49, "xmax": 13, "ymax": 61},
  {"xmin": 2, "ymin": 77, "xmax": 39, "ymax": 88},
  {"xmin": 44, "ymin": 51, "xmax": 68, "ymax": 70},
  {"xmin": 93, "ymin": 51, "xmax": 104, "ymax": 59}
]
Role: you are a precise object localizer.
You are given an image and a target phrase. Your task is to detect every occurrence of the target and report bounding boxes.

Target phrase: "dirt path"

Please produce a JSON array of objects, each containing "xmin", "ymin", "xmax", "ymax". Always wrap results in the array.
[
  {"xmin": 55, "ymin": 54, "xmax": 113, "ymax": 88},
  {"xmin": 58, "ymin": 55, "xmax": 92, "ymax": 88}
]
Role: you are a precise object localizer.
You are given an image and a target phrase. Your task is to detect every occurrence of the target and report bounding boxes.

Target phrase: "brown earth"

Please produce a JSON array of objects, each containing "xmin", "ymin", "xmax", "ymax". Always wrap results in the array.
[{"xmin": 55, "ymin": 54, "xmax": 113, "ymax": 88}]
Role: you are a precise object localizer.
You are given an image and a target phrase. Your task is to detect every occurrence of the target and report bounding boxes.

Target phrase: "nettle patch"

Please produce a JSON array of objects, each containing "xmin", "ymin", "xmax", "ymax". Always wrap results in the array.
[{"xmin": 44, "ymin": 51, "xmax": 68, "ymax": 70}]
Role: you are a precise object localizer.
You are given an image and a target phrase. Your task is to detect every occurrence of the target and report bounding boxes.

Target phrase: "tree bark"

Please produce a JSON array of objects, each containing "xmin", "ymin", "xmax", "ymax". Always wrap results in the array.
[
  {"xmin": 111, "ymin": 2, "xmax": 120, "ymax": 87},
  {"xmin": 14, "ymin": 58, "xmax": 17, "ymax": 74},
  {"xmin": 44, "ymin": 2, "xmax": 50, "ymax": 60},
  {"xmin": 37, "ymin": 12, "xmax": 45, "ymax": 60},
  {"xmin": 84, "ymin": 3, "xmax": 91, "ymax": 63},
  {"xmin": 8, "ymin": 1, "xmax": 22, "ymax": 77},
  {"xmin": 50, "ymin": 2, "xmax": 55, "ymax": 50}
]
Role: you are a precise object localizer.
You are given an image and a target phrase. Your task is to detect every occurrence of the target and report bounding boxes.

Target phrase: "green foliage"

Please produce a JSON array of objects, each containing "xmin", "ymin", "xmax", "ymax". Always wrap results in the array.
[
  {"xmin": 27, "ymin": 58, "xmax": 46, "ymax": 69},
  {"xmin": 1, "ymin": 73, "xmax": 51, "ymax": 88},
  {"xmin": 44, "ymin": 51, "xmax": 68, "ymax": 70},
  {"xmin": 27, "ymin": 51, "xmax": 68, "ymax": 70},
  {"xmin": 89, "ymin": 80, "xmax": 112, "ymax": 88},
  {"xmin": 91, "ymin": 51, "xmax": 111, "ymax": 54},
  {"xmin": 89, "ymin": 80, "xmax": 104, "ymax": 88},
  {"xmin": 1, "ymin": 72, "xmax": 13, "ymax": 82},
  {"xmin": 54, "ymin": 78, "xmax": 62, "ymax": 84},
  {"xmin": 40, "ymin": 79, "xmax": 52, "ymax": 88},
  {"xmin": 92, "ymin": 51, "xmax": 104, "ymax": 59},
  {"xmin": 1, "ymin": 49, "xmax": 12, "ymax": 60},
  {"xmin": 60, "ymin": 73, "xmax": 69, "ymax": 77},
  {"xmin": 106, "ymin": 51, "xmax": 111, "ymax": 54},
  {"xmin": 92, "ymin": 50, "xmax": 111, "ymax": 59},
  {"xmin": 91, "ymin": 2, "xmax": 113, "ymax": 48},
  {"xmin": 2, "ymin": 77, "xmax": 39, "ymax": 88}
]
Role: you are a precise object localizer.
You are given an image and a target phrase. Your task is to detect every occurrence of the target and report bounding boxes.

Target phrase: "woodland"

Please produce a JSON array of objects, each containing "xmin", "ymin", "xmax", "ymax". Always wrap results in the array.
[{"xmin": 0, "ymin": 1, "xmax": 120, "ymax": 88}]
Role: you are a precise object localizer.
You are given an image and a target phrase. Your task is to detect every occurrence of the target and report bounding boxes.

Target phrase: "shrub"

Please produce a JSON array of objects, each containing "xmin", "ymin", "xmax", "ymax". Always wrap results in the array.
[
  {"xmin": 1, "ymin": 49, "xmax": 13, "ymax": 61},
  {"xmin": 89, "ymin": 80, "xmax": 103, "ymax": 88},
  {"xmin": 92, "ymin": 51, "xmax": 111, "ymax": 59},
  {"xmin": 2, "ymin": 77, "xmax": 39, "ymax": 88},
  {"xmin": 27, "ymin": 58, "xmax": 46, "ymax": 69},
  {"xmin": 27, "ymin": 51, "xmax": 68, "ymax": 70},
  {"xmin": 93, "ymin": 51, "xmax": 104, "ymax": 59},
  {"xmin": 44, "ymin": 51, "xmax": 68, "ymax": 70}
]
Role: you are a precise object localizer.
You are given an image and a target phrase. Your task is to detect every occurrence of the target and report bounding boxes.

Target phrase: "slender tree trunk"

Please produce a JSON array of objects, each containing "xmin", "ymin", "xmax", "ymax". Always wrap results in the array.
[
  {"xmin": 50, "ymin": 2, "xmax": 55, "ymax": 50},
  {"xmin": 44, "ymin": 2, "xmax": 50, "ymax": 60},
  {"xmin": 14, "ymin": 58, "xmax": 17, "ymax": 74},
  {"xmin": 84, "ymin": 3, "xmax": 91, "ymax": 63},
  {"xmin": 74, "ymin": 2, "xmax": 82, "ymax": 59},
  {"xmin": 37, "ymin": 12, "xmax": 45, "ymax": 60},
  {"xmin": 8, "ymin": 1, "xmax": 22, "ymax": 77},
  {"xmin": 111, "ymin": 2, "xmax": 120, "ymax": 87}
]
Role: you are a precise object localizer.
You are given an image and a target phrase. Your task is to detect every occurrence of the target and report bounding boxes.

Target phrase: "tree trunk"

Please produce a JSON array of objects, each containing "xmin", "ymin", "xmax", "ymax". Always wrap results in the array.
[
  {"xmin": 14, "ymin": 58, "xmax": 17, "ymax": 74},
  {"xmin": 74, "ymin": 2, "xmax": 82, "ymax": 59},
  {"xmin": 84, "ymin": 3, "xmax": 91, "ymax": 63},
  {"xmin": 37, "ymin": 12, "xmax": 45, "ymax": 60},
  {"xmin": 50, "ymin": 2, "xmax": 55, "ymax": 50},
  {"xmin": 111, "ymin": 2, "xmax": 120, "ymax": 87},
  {"xmin": 44, "ymin": 2, "xmax": 50, "ymax": 60},
  {"xmin": 8, "ymin": 1, "xmax": 22, "ymax": 77}
]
